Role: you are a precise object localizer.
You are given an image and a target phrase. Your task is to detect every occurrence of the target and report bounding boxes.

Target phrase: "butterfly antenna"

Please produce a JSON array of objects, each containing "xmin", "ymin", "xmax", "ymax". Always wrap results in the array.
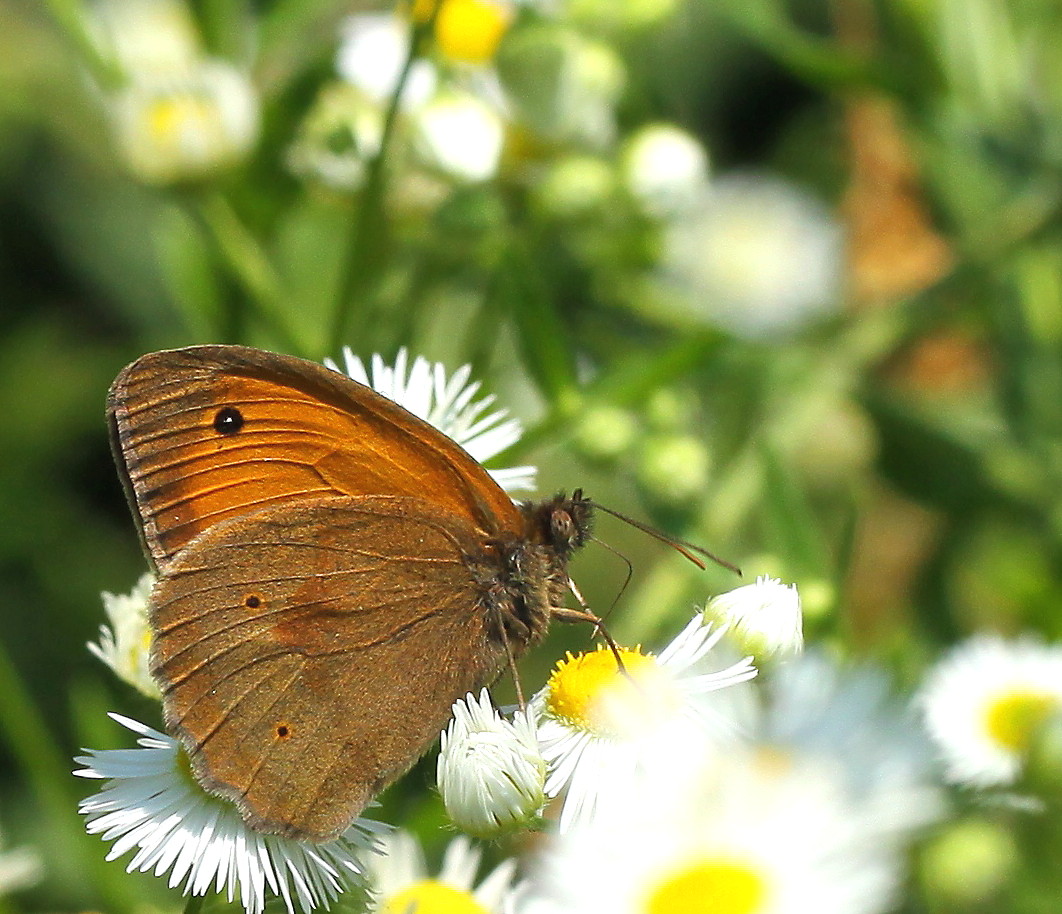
[
  {"xmin": 588, "ymin": 533, "xmax": 634, "ymax": 619},
  {"xmin": 590, "ymin": 501, "xmax": 742, "ymax": 576}
]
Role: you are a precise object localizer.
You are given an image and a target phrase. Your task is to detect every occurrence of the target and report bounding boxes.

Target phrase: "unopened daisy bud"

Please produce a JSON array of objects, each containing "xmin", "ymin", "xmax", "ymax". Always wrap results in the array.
[
  {"xmin": 88, "ymin": 572, "xmax": 159, "ymax": 698},
  {"xmin": 621, "ymin": 123, "xmax": 709, "ymax": 218},
  {"xmin": 704, "ymin": 576, "xmax": 803, "ymax": 660},
  {"xmin": 532, "ymin": 155, "xmax": 615, "ymax": 220},
  {"xmin": 438, "ymin": 689, "xmax": 547, "ymax": 838},
  {"xmin": 572, "ymin": 405, "xmax": 637, "ymax": 465},
  {"xmin": 920, "ymin": 819, "xmax": 1018, "ymax": 906},
  {"xmin": 635, "ymin": 433, "xmax": 712, "ymax": 510}
]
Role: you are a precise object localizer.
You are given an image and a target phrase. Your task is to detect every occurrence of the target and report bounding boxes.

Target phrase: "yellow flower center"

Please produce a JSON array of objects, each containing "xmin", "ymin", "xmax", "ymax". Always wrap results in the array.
[
  {"xmin": 545, "ymin": 646, "xmax": 679, "ymax": 739},
  {"xmin": 644, "ymin": 858, "xmax": 768, "ymax": 914},
  {"xmin": 383, "ymin": 880, "xmax": 489, "ymax": 914},
  {"xmin": 984, "ymin": 687, "xmax": 1059, "ymax": 752},
  {"xmin": 146, "ymin": 93, "xmax": 213, "ymax": 142},
  {"xmin": 413, "ymin": 0, "xmax": 512, "ymax": 63}
]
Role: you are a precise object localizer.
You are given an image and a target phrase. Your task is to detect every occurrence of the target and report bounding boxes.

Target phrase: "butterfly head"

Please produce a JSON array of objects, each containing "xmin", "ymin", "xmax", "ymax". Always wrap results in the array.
[{"xmin": 523, "ymin": 489, "xmax": 593, "ymax": 558}]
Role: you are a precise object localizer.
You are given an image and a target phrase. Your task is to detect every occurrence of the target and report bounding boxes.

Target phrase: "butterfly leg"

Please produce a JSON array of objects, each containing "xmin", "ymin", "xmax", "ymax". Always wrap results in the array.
[
  {"xmin": 548, "ymin": 598, "xmax": 628, "ymax": 677},
  {"xmin": 497, "ymin": 624, "xmax": 527, "ymax": 709}
]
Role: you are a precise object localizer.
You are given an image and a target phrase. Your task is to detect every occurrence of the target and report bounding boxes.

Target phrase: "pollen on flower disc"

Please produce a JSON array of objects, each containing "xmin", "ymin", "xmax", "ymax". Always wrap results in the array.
[{"xmin": 545, "ymin": 646, "xmax": 676, "ymax": 738}]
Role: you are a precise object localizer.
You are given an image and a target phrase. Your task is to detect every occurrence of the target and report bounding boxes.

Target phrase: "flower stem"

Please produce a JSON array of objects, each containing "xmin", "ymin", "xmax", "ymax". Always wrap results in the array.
[
  {"xmin": 190, "ymin": 191, "xmax": 303, "ymax": 353},
  {"xmin": 41, "ymin": 0, "xmax": 122, "ymax": 88},
  {"xmin": 0, "ymin": 642, "xmax": 103, "ymax": 895},
  {"xmin": 328, "ymin": 16, "xmax": 432, "ymax": 356}
]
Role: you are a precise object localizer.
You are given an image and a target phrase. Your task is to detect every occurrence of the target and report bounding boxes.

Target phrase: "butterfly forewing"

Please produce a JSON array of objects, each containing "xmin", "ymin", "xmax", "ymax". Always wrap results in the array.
[
  {"xmin": 150, "ymin": 495, "xmax": 509, "ymax": 841},
  {"xmin": 108, "ymin": 345, "xmax": 522, "ymax": 569}
]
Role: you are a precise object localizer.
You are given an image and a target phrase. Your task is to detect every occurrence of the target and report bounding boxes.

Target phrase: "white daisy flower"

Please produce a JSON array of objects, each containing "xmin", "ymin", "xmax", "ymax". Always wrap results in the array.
[
  {"xmin": 337, "ymin": 13, "xmax": 437, "ymax": 110},
  {"xmin": 918, "ymin": 634, "xmax": 1062, "ymax": 788},
  {"xmin": 527, "ymin": 747, "xmax": 912, "ymax": 914},
  {"xmin": 704, "ymin": 576, "xmax": 803, "ymax": 660},
  {"xmin": 437, "ymin": 689, "xmax": 547, "ymax": 838},
  {"xmin": 413, "ymin": 89, "xmax": 506, "ymax": 183},
  {"xmin": 755, "ymin": 651, "xmax": 942, "ymax": 839},
  {"xmin": 531, "ymin": 613, "xmax": 757, "ymax": 831},
  {"xmin": 326, "ymin": 347, "xmax": 536, "ymax": 492},
  {"xmin": 620, "ymin": 122, "xmax": 710, "ymax": 218},
  {"xmin": 111, "ymin": 59, "xmax": 260, "ymax": 185},
  {"xmin": 88, "ymin": 572, "xmax": 159, "ymax": 699},
  {"xmin": 661, "ymin": 172, "xmax": 843, "ymax": 340},
  {"xmin": 75, "ymin": 714, "xmax": 382, "ymax": 914},
  {"xmin": 364, "ymin": 829, "xmax": 522, "ymax": 914}
]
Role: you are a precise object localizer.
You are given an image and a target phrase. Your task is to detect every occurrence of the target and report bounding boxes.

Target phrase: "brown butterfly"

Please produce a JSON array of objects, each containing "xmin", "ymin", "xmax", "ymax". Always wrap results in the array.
[{"xmin": 107, "ymin": 345, "xmax": 596, "ymax": 842}]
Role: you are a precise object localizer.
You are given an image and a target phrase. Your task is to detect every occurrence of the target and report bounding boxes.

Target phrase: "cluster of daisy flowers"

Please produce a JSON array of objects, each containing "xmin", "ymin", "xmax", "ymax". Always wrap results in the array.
[{"xmin": 78, "ymin": 348, "xmax": 1062, "ymax": 914}]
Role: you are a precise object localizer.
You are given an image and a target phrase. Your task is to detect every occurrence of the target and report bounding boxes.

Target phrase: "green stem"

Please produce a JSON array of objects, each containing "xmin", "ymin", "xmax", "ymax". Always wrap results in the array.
[
  {"xmin": 0, "ymin": 642, "xmax": 110, "ymax": 899},
  {"xmin": 182, "ymin": 892, "xmax": 206, "ymax": 914},
  {"xmin": 192, "ymin": 192, "xmax": 302, "ymax": 352},
  {"xmin": 42, "ymin": 0, "xmax": 123, "ymax": 88},
  {"xmin": 0, "ymin": 643, "xmax": 77, "ymax": 840},
  {"xmin": 328, "ymin": 17, "xmax": 432, "ymax": 355}
]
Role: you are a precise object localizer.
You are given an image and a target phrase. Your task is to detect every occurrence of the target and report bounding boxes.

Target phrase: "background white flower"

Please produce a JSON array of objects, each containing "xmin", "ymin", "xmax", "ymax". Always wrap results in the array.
[
  {"xmin": 661, "ymin": 172, "xmax": 844, "ymax": 339},
  {"xmin": 413, "ymin": 89, "xmax": 506, "ymax": 183},
  {"xmin": 918, "ymin": 634, "xmax": 1062, "ymax": 788},
  {"xmin": 111, "ymin": 59, "xmax": 260, "ymax": 185},
  {"xmin": 756, "ymin": 651, "xmax": 943, "ymax": 839},
  {"xmin": 526, "ymin": 747, "xmax": 913, "ymax": 914}
]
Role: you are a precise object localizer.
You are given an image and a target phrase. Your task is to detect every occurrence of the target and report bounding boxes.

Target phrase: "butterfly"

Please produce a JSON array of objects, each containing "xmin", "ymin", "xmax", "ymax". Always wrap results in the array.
[{"xmin": 107, "ymin": 345, "xmax": 594, "ymax": 841}]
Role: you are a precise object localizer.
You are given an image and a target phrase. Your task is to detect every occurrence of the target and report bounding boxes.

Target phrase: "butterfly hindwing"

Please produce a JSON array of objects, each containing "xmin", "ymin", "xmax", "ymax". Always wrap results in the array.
[{"xmin": 150, "ymin": 494, "xmax": 509, "ymax": 841}]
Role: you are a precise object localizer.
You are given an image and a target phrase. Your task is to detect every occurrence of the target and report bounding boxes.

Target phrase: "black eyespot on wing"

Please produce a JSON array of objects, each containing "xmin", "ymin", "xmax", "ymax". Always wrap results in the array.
[{"xmin": 213, "ymin": 407, "xmax": 244, "ymax": 435}]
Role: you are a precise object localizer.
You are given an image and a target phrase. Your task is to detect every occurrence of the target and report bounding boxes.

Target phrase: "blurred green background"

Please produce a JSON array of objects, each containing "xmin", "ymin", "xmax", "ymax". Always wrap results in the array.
[{"xmin": 3, "ymin": 0, "xmax": 1062, "ymax": 910}]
